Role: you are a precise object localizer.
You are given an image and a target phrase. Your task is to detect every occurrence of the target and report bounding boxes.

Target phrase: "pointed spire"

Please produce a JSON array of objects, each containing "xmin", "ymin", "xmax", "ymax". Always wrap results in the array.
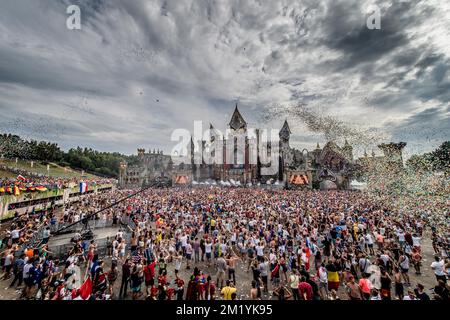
[
  {"xmin": 364, "ymin": 149, "xmax": 368, "ymax": 157},
  {"xmin": 372, "ymin": 149, "xmax": 375, "ymax": 157},
  {"xmin": 279, "ymin": 119, "xmax": 291, "ymax": 136},
  {"xmin": 316, "ymin": 143, "xmax": 321, "ymax": 149},
  {"xmin": 229, "ymin": 103, "xmax": 247, "ymax": 130},
  {"xmin": 344, "ymin": 139, "xmax": 350, "ymax": 146}
]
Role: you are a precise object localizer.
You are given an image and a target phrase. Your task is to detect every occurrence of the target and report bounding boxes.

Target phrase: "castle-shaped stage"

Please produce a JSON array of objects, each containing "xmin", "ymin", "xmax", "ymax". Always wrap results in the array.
[{"xmin": 119, "ymin": 104, "xmax": 406, "ymax": 190}]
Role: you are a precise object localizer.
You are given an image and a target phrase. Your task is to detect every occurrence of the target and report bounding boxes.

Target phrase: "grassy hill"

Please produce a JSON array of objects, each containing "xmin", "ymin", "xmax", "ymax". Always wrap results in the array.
[
  {"xmin": 0, "ymin": 168, "xmax": 17, "ymax": 179},
  {"xmin": 0, "ymin": 159, "xmax": 100, "ymax": 180}
]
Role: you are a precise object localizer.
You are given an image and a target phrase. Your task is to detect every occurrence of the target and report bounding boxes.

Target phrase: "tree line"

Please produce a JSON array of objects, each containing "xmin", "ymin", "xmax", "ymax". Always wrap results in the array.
[
  {"xmin": 405, "ymin": 141, "xmax": 449, "ymax": 174},
  {"xmin": 0, "ymin": 133, "xmax": 140, "ymax": 178}
]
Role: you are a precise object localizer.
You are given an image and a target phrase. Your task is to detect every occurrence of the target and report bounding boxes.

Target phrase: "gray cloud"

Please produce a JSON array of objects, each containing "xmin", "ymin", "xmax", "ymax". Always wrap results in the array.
[{"xmin": 0, "ymin": 0, "xmax": 448, "ymax": 156}]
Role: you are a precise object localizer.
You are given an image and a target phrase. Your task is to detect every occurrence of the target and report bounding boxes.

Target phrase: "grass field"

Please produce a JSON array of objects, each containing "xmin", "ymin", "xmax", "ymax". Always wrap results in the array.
[
  {"xmin": 0, "ymin": 159, "xmax": 100, "ymax": 179},
  {"xmin": 0, "ymin": 169, "xmax": 17, "ymax": 179}
]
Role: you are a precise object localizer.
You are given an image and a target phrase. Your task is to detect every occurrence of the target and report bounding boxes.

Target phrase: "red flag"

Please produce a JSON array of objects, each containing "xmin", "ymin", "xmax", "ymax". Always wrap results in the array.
[
  {"xmin": 17, "ymin": 175, "xmax": 27, "ymax": 182},
  {"xmin": 79, "ymin": 277, "xmax": 92, "ymax": 300}
]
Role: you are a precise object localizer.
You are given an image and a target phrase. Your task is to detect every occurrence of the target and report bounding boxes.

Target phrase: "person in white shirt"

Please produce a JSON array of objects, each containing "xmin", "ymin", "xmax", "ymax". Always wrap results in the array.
[
  {"xmin": 180, "ymin": 234, "xmax": 188, "ymax": 253},
  {"xmin": 402, "ymin": 290, "xmax": 418, "ymax": 300},
  {"xmin": 365, "ymin": 233, "xmax": 375, "ymax": 255},
  {"xmin": 318, "ymin": 264, "xmax": 329, "ymax": 299},
  {"xmin": 397, "ymin": 230, "xmax": 405, "ymax": 247},
  {"xmin": 399, "ymin": 254, "xmax": 410, "ymax": 285},
  {"xmin": 255, "ymin": 243, "xmax": 265, "ymax": 258},
  {"xmin": 430, "ymin": 256, "xmax": 446, "ymax": 283},
  {"xmin": 205, "ymin": 241, "xmax": 213, "ymax": 267},
  {"xmin": 11, "ymin": 228, "xmax": 22, "ymax": 243},
  {"xmin": 412, "ymin": 234, "xmax": 421, "ymax": 249},
  {"xmin": 288, "ymin": 269, "xmax": 300, "ymax": 300}
]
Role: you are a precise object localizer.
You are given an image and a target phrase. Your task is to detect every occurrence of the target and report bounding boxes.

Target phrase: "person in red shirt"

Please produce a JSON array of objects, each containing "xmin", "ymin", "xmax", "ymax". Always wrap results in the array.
[
  {"xmin": 205, "ymin": 275, "xmax": 216, "ymax": 300},
  {"xmin": 158, "ymin": 269, "xmax": 168, "ymax": 286},
  {"xmin": 298, "ymin": 276, "xmax": 313, "ymax": 300},
  {"xmin": 147, "ymin": 285, "xmax": 158, "ymax": 300},
  {"xmin": 143, "ymin": 259, "xmax": 157, "ymax": 295},
  {"xmin": 358, "ymin": 274, "xmax": 372, "ymax": 300}
]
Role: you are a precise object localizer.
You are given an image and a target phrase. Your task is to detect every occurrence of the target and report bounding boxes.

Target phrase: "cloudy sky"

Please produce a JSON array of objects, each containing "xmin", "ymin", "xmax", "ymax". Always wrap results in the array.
[{"xmin": 0, "ymin": 0, "xmax": 449, "ymax": 158}]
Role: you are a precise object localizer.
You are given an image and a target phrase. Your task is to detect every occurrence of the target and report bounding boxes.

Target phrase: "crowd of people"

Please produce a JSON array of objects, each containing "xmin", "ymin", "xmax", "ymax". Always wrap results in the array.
[
  {"xmin": 0, "ymin": 163, "xmax": 114, "ymax": 194},
  {"xmin": 0, "ymin": 187, "xmax": 448, "ymax": 301}
]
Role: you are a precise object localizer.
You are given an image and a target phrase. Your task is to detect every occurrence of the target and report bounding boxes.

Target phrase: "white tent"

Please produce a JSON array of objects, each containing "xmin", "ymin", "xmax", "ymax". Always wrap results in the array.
[{"xmin": 350, "ymin": 180, "xmax": 368, "ymax": 190}]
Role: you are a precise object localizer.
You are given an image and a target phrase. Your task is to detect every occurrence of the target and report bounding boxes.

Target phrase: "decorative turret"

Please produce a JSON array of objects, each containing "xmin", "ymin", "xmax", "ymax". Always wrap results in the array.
[
  {"xmin": 279, "ymin": 119, "xmax": 291, "ymax": 146},
  {"xmin": 342, "ymin": 139, "xmax": 353, "ymax": 161},
  {"xmin": 209, "ymin": 123, "xmax": 219, "ymax": 143},
  {"xmin": 119, "ymin": 161, "xmax": 128, "ymax": 187},
  {"xmin": 190, "ymin": 136, "xmax": 195, "ymax": 165},
  {"xmin": 137, "ymin": 148, "xmax": 145, "ymax": 157},
  {"xmin": 229, "ymin": 103, "xmax": 247, "ymax": 131}
]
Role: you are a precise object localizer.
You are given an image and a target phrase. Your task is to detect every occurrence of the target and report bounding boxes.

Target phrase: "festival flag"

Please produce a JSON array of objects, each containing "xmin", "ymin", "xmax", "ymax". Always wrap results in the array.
[
  {"xmin": 79, "ymin": 181, "xmax": 88, "ymax": 193},
  {"xmin": 79, "ymin": 277, "xmax": 92, "ymax": 300},
  {"xmin": 35, "ymin": 186, "xmax": 47, "ymax": 192},
  {"xmin": 0, "ymin": 187, "xmax": 5, "ymax": 193},
  {"xmin": 17, "ymin": 175, "xmax": 27, "ymax": 182},
  {"xmin": 14, "ymin": 186, "xmax": 20, "ymax": 196}
]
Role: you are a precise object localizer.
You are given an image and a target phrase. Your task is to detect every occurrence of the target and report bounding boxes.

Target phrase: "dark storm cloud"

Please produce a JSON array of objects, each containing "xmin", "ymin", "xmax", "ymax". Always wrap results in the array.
[
  {"xmin": 0, "ymin": 0, "xmax": 448, "ymax": 155},
  {"xmin": 323, "ymin": 0, "xmax": 430, "ymax": 69},
  {"xmin": 0, "ymin": 46, "xmax": 114, "ymax": 96},
  {"xmin": 388, "ymin": 106, "xmax": 450, "ymax": 154}
]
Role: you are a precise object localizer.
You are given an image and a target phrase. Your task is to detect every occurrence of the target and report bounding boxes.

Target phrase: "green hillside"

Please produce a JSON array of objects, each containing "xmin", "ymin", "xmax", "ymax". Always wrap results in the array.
[{"xmin": 0, "ymin": 159, "xmax": 100, "ymax": 180}]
